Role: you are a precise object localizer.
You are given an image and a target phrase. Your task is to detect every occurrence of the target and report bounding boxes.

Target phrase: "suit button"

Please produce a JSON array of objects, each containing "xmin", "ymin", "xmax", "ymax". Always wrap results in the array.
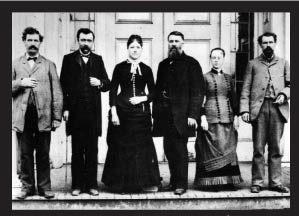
[
  {"xmin": 262, "ymin": 88, "xmax": 265, "ymax": 90},
  {"xmin": 260, "ymin": 100, "xmax": 263, "ymax": 102}
]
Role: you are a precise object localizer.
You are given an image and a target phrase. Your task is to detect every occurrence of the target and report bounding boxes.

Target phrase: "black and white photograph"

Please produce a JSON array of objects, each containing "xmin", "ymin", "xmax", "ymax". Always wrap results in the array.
[{"xmin": 11, "ymin": 10, "xmax": 290, "ymax": 211}]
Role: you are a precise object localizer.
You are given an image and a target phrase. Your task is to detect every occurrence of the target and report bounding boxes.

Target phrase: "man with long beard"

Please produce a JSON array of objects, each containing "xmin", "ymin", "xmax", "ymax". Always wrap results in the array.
[
  {"xmin": 153, "ymin": 31, "xmax": 205, "ymax": 195},
  {"xmin": 240, "ymin": 32, "xmax": 290, "ymax": 194},
  {"xmin": 60, "ymin": 28, "xmax": 110, "ymax": 196}
]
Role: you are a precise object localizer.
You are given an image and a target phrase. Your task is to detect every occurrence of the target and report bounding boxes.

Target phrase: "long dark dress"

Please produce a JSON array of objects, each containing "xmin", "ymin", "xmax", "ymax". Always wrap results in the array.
[
  {"xmin": 102, "ymin": 60, "xmax": 161, "ymax": 192},
  {"xmin": 194, "ymin": 69, "xmax": 243, "ymax": 187}
]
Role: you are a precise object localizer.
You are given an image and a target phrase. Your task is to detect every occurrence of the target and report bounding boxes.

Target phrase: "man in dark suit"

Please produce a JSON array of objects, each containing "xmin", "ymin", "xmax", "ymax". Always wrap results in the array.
[
  {"xmin": 240, "ymin": 32, "xmax": 290, "ymax": 193},
  {"xmin": 12, "ymin": 27, "xmax": 63, "ymax": 199},
  {"xmin": 153, "ymin": 31, "xmax": 205, "ymax": 195},
  {"xmin": 60, "ymin": 28, "xmax": 110, "ymax": 196}
]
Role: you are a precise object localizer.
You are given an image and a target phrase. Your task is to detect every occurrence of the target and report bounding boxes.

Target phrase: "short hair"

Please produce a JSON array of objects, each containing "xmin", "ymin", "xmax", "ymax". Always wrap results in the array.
[
  {"xmin": 127, "ymin": 34, "xmax": 143, "ymax": 48},
  {"xmin": 210, "ymin": 47, "xmax": 225, "ymax": 57},
  {"xmin": 258, "ymin": 32, "xmax": 277, "ymax": 45},
  {"xmin": 77, "ymin": 28, "xmax": 95, "ymax": 41},
  {"xmin": 22, "ymin": 27, "xmax": 44, "ymax": 42},
  {"xmin": 167, "ymin": 31, "xmax": 184, "ymax": 41}
]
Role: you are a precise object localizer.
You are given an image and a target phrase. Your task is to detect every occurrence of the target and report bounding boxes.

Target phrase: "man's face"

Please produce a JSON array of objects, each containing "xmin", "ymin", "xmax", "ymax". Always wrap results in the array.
[
  {"xmin": 24, "ymin": 34, "xmax": 41, "ymax": 56},
  {"xmin": 78, "ymin": 33, "xmax": 94, "ymax": 54},
  {"xmin": 168, "ymin": 35, "xmax": 184, "ymax": 58},
  {"xmin": 260, "ymin": 36, "xmax": 276, "ymax": 58}
]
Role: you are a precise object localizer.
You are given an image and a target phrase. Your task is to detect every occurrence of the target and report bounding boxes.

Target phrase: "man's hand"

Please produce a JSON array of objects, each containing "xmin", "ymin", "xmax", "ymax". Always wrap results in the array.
[
  {"xmin": 273, "ymin": 94, "xmax": 286, "ymax": 105},
  {"xmin": 241, "ymin": 112, "xmax": 250, "ymax": 123},
  {"xmin": 89, "ymin": 77, "xmax": 102, "ymax": 87},
  {"xmin": 52, "ymin": 120, "xmax": 61, "ymax": 129},
  {"xmin": 129, "ymin": 96, "xmax": 147, "ymax": 105},
  {"xmin": 201, "ymin": 115, "xmax": 208, "ymax": 131},
  {"xmin": 21, "ymin": 78, "xmax": 37, "ymax": 88},
  {"xmin": 233, "ymin": 116, "xmax": 239, "ymax": 130},
  {"xmin": 111, "ymin": 113, "xmax": 120, "ymax": 126},
  {"xmin": 63, "ymin": 111, "xmax": 69, "ymax": 121},
  {"xmin": 188, "ymin": 117, "xmax": 198, "ymax": 129}
]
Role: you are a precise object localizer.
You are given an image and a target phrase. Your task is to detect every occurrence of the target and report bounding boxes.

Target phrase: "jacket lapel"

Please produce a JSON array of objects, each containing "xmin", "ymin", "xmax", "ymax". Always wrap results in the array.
[
  {"xmin": 30, "ymin": 55, "xmax": 43, "ymax": 75},
  {"xmin": 74, "ymin": 50, "xmax": 82, "ymax": 68},
  {"xmin": 20, "ymin": 55, "xmax": 32, "ymax": 76}
]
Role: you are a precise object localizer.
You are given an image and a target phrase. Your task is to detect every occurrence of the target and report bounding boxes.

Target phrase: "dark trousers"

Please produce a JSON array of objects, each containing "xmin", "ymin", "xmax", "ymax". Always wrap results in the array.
[
  {"xmin": 71, "ymin": 126, "xmax": 98, "ymax": 190},
  {"xmin": 163, "ymin": 112, "xmax": 189, "ymax": 189},
  {"xmin": 251, "ymin": 98, "xmax": 285, "ymax": 187},
  {"xmin": 17, "ymin": 103, "xmax": 51, "ymax": 193}
]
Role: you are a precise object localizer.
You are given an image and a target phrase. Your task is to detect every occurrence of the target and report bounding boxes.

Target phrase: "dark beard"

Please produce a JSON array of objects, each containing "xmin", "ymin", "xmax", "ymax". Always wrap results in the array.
[
  {"xmin": 80, "ymin": 45, "xmax": 91, "ymax": 54},
  {"xmin": 168, "ymin": 46, "xmax": 181, "ymax": 60},
  {"xmin": 263, "ymin": 46, "xmax": 274, "ymax": 59}
]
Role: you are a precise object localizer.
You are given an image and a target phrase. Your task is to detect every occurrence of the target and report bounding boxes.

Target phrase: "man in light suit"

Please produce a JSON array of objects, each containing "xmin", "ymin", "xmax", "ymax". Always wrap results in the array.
[
  {"xmin": 12, "ymin": 27, "xmax": 63, "ymax": 199},
  {"xmin": 240, "ymin": 32, "xmax": 290, "ymax": 193}
]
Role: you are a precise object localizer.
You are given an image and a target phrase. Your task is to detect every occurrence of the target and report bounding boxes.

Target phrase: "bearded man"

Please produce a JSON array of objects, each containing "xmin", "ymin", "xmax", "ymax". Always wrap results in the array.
[
  {"xmin": 60, "ymin": 28, "xmax": 110, "ymax": 196},
  {"xmin": 240, "ymin": 32, "xmax": 290, "ymax": 194},
  {"xmin": 153, "ymin": 31, "xmax": 205, "ymax": 195}
]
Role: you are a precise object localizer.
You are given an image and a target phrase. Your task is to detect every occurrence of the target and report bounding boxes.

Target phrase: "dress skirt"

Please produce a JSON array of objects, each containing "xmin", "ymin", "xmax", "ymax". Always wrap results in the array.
[
  {"xmin": 102, "ymin": 106, "xmax": 161, "ymax": 192},
  {"xmin": 194, "ymin": 123, "xmax": 243, "ymax": 187}
]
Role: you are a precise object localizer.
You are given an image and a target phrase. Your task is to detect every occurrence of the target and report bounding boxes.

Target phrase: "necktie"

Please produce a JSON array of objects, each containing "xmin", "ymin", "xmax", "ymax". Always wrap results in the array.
[{"xmin": 27, "ymin": 57, "xmax": 37, "ymax": 61}]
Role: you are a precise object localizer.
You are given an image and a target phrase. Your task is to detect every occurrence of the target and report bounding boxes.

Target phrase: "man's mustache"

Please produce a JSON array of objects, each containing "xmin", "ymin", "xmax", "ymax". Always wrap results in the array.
[{"xmin": 28, "ymin": 45, "xmax": 38, "ymax": 50}]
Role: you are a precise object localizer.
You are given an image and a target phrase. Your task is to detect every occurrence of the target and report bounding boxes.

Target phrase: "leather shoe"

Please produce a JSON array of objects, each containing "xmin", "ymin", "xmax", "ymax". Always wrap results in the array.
[
  {"xmin": 174, "ymin": 188, "xmax": 186, "ymax": 195},
  {"xmin": 16, "ymin": 191, "xmax": 35, "ymax": 200},
  {"xmin": 89, "ymin": 188, "xmax": 99, "ymax": 196},
  {"xmin": 250, "ymin": 185, "xmax": 262, "ymax": 193},
  {"xmin": 142, "ymin": 186, "xmax": 159, "ymax": 193},
  {"xmin": 39, "ymin": 191, "xmax": 55, "ymax": 199},
  {"xmin": 163, "ymin": 184, "xmax": 176, "ymax": 191},
  {"xmin": 269, "ymin": 185, "xmax": 290, "ymax": 193},
  {"xmin": 71, "ymin": 189, "xmax": 81, "ymax": 196}
]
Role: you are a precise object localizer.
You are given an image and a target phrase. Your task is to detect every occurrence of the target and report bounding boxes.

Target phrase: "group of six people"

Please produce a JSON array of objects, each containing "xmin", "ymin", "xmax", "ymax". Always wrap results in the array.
[{"xmin": 12, "ymin": 27, "xmax": 290, "ymax": 199}]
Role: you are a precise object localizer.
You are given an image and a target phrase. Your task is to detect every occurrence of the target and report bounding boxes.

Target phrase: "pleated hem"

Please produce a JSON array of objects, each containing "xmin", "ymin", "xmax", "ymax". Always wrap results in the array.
[{"xmin": 194, "ymin": 175, "xmax": 243, "ymax": 186}]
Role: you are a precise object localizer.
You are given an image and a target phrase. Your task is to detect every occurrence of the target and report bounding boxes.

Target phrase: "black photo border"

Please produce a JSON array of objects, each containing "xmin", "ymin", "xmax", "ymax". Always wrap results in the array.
[{"xmin": 1, "ymin": 1, "xmax": 298, "ymax": 216}]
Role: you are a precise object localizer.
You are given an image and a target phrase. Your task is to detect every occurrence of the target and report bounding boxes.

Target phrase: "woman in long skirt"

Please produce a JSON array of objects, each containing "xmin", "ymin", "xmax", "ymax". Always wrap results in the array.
[
  {"xmin": 102, "ymin": 35, "xmax": 161, "ymax": 193},
  {"xmin": 194, "ymin": 47, "xmax": 243, "ymax": 191}
]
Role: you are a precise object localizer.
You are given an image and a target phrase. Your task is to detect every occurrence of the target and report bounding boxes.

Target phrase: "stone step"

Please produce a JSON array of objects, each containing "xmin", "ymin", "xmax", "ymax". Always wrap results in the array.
[{"xmin": 12, "ymin": 189, "xmax": 290, "ymax": 210}]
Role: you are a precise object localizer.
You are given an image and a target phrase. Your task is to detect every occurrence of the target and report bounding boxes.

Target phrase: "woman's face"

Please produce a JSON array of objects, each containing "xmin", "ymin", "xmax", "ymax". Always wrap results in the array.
[
  {"xmin": 128, "ymin": 40, "xmax": 142, "ymax": 60},
  {"xmin": 210, "ymin": 50, "xmax": 225, "ymax": 69}
]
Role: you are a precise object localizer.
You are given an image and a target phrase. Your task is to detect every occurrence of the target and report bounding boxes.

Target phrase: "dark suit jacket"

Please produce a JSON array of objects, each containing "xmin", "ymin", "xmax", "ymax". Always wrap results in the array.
[
  {"xmin": 240, "ymin": 54, "xmax": 290, "ymax": 122},
  {"xmin": 153, "ymin": 52, "xmax": 205, "ymax": 137},
  {"xmin": 60, "ymin": 50, "xmax": 110, "ymax": 136}
]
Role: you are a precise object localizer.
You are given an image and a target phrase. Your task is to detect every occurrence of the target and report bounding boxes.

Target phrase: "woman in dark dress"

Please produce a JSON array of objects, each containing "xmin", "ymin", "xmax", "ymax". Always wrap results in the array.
[
  {"xmin": 102, "ymin": 35, "xmax": 161, "ymax": 193},
  {"xmin": 194, "ymin": 47, "xmax": 243, "ymax": 191}
]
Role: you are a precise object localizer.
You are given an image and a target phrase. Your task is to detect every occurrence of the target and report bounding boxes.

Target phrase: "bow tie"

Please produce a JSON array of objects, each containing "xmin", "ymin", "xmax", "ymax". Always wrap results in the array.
[
  {"xmin": 81, "ymin": 54, "xmax": 90, "ymax": 58},
  {"xmin": 27, "ymin": 57, "xmax": 37, "ymax": 61}
]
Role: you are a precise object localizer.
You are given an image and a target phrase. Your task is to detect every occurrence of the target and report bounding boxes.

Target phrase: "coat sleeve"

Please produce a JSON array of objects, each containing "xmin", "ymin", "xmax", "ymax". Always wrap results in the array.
[
  {"xmin": 109, "ymin": 65, "xmax": 121, "ymax": 107},
  {"xmin": 278, "ymin": 60, "xmax": 290, "ymax": 100},
  {"xmin": 152, "ymin": 62, "xmax": 163, "ymax": 118},
  {"xmin": 229, "ymin": 75, "xmax": 239, "ymax": 116},
  {"xmin": 145, "ymin": 67, "xmax": 156, "ymax": 102},
  {"xmin": 49, "ymin": 61, "xmax": 63, "ymax": 122},
  {"xmin": 96, "ymin": 56, "xmax": 110, "ymax": 92},
  {"xmin": 239, "ymin": 61, "xmax": 253, "ymax": 114},
  {"xmin": 187, "ymin": 60, "xmax": 205, "ymax": 120},
  {"xmin": 12, "ymin": 61, "xmax": 23, "ymax": 97},
  {"xmin": 60, "ymin": 55, "xmax": 70, "ymax": 112}
]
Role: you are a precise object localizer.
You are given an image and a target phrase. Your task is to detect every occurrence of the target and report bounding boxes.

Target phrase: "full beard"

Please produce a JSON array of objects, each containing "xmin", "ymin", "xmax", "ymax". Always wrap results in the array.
[
  {"xmin": 263, "ymin": 46, "xmax": 274, "ymax": 59},
  {"xmin": 168, "ymin": 46, "xmax": 181, "ymax": 60},
  {"xmin": 80, "ymin": 45, "xmax": 91, "ymax": 55}
]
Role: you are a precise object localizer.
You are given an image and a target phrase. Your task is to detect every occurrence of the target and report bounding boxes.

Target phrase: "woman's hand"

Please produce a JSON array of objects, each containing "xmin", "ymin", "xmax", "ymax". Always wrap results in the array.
[
  {"xmin": 233, "ymin": 116, "xmax": 239, "ymax": 131},
  {"xmin": 111, "ymin": 106, "xmax": 120, "ymax": 126},
  {"xmin": 201, "ymin": 115, "xmax": 208, "ymax": 131},
  {"xmin": 129, "ymin": 96, "xmax": 147, "ymax": 105}
]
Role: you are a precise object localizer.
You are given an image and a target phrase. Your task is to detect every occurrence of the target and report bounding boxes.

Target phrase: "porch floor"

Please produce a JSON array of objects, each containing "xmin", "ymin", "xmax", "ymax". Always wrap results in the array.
[{"xmin": 12, "ymin": 162, "xmax": 290, "ymax": 210}]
